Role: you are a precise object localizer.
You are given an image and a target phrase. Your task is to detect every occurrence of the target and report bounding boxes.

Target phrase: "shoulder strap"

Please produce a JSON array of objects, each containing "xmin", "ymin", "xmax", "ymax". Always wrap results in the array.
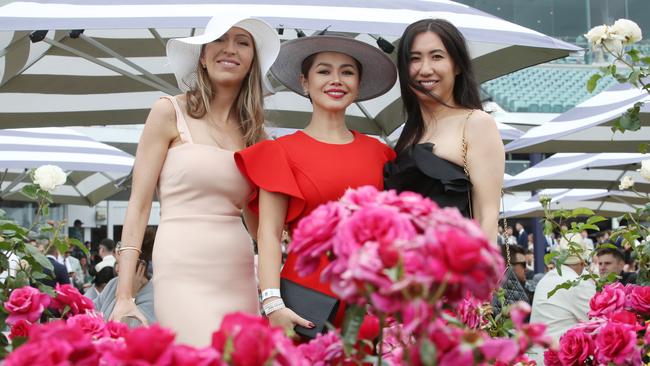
[
  {"xmin": 461, "ymin": 109, "xmax": 474, "ymax": 178},
  {"xmin": 161, "ymin": 96, "xmax": 194, "ymax": 144}
]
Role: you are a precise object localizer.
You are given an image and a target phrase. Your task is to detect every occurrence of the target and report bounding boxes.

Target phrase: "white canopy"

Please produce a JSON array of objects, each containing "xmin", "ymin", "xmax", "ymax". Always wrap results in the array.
[
  {"xmin": 0, "ymin": 127, "xmax": 134, "ymax": 205},
  {"xmin": 504, "ymin": 153, "xmax": 649, "ymax": 192},
  {"xmin": 503, "ymin": 189, "xmax": 645, "ymax": 218},
  {"xmin": 505, "ymin": 82, "xmax": 650, "ymax": 153},
  {"xmin": 0, "ymin": 0, "xmax": 579, "ymax": 135}
]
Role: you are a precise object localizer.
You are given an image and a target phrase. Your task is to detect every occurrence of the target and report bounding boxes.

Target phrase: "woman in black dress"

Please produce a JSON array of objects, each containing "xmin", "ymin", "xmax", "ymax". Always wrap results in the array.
[{"xmin": 384, "ymin": 19, "xmax": 504, "ymax": 242}]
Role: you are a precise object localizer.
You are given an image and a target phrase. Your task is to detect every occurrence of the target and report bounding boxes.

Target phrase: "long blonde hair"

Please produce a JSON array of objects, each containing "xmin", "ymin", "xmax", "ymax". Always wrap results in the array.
[{"xmin": 185, "ymin": 46, "xmax": 266, "ymax": 147}]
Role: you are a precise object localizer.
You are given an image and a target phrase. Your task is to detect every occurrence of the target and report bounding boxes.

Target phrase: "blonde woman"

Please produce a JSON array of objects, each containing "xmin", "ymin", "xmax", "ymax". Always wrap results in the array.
[{"xmin": 110, "ymin": 14, "xmax": 280, "ymax": 346}]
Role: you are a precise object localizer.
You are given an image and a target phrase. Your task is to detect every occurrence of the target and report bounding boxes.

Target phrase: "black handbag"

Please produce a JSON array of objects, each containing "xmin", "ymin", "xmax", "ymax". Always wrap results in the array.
[{"xmin": 280, "ymin": 278, "xmax": 340, "ymax": 339}]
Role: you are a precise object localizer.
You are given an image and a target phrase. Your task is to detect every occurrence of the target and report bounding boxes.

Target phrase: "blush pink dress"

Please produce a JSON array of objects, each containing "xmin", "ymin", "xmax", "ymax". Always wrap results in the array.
[{"xmin": 152, "ymin": 96, "xmax": 258, "ymax": 346}]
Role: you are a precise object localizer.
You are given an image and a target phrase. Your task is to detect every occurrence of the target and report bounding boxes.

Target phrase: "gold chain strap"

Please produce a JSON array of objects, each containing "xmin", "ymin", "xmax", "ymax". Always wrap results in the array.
[{"xmin": 462, "ymin": 110, "xmax": 510, "ymax": 268}]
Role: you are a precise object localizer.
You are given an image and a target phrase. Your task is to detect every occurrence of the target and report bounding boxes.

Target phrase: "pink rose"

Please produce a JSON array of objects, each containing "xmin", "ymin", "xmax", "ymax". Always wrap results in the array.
[
  {"xmin": 212, "ymin": 312, "xmax": 282, "ymax": 366},
  {"xmin": 105, "ymin": 321, "xmax": 129, "ymax": 339},
  {"xmin": 107, "ymin": 324, "xmax": 175, "ymax": 364},
  {"xmin": 595, "ymin": 322, "xmax": 639, "ymax": 365},
  {"xmin": 66, "ymin": 313, "xmax": 106, "ymax": 339},
  {"xmin": 457, "ymin": 297, "xmax": 483, "ymax": 329},
  {"xmin": 543, "ymin": 349, "xmax": 562, "ymax": 366},
  {"xmin": 8, "ymin": 319, "xmax": 32, "ymax": 339},
  {"xmin": 589, "ymin": 282, "xmax": 626, "ymax": 318},
  {"xmin": 297, "ymin": 332, "xmax": 344, "ymax": 366},
  {"xmin": 608, "ymin": 309, "xmax": 641, "ymax": 328},
  {"xmin": 626, "ymin": 285, "xmax": 650, "ymax": 315},
  {"xmin": 480, "ymin": 338, "xmax": 519, "ymax": 364},
  {"xmin": 340, "ymin": 185, "xmax": 381, "ymax": 209},
  {"xmin": 510, "ymin": 301, "xmax": 531, "ymax": 329},
  {"xmin": 558, "ymin": 328, "xmax": 593, "ymax": 365},
  {"xmin": 438, "ymin": 344, "xmax": 474, "ymax": 366},
  {"xmin": 335, "ymin": 206, "xmax": 416, "ymax": 257},
  {"xmin": 291, "ymin": 202, "xmax": 346, "ymax": 277},
  {"xmin": 4, "ymin": 286, "xmax": 50, "ymax": 324},
  {"xmin": 51, "ymin": 283, "xmax": 94, "ymax": 317},
  {"xmin": 4, "ymin": 339, "xmax": 73, "ymax": 366},
  {"xmin": 157, "ymin": 345, "xmax": 224, "ymax": 366}
]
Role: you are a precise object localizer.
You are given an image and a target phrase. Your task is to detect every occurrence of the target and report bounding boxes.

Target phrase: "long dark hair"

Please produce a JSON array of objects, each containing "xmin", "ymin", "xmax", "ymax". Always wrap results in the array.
[{"xmin": 394, "ymin": 19, "xmax": 482, "ymax": 154}]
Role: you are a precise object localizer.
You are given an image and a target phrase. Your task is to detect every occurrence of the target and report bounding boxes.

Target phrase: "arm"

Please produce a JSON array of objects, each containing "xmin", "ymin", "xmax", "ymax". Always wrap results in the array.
[
  {"xmin": 257, "ymin": 189, "xmax": 313, "ymax": 331},
  {"xmin": 242, "ymin": 205, "xmax": 259, "ymax": 241},
  {"xmin": 466, "ymin": 111, "xmax": 505, "ymax": 242},
  {"xmin": 109, "ymin": 98, "xmax": 178, "ymax": 324}
]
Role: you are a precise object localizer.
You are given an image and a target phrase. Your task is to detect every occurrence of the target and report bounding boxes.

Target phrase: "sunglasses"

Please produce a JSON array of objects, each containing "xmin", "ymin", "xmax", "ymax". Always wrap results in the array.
[{"xmin": 512, "ymin": 261, "xmax": 527, "ymax": 267}]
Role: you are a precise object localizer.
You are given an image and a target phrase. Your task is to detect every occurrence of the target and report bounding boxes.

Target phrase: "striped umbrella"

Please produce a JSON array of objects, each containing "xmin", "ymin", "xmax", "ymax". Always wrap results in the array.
[
  {"xmin": 0, "ymin": 0, "xmax": 579, "ymax": 136},
  {"xmin": 503, "ymin": 188, "xmax": 646, "ymax": 218},
  {"xmin": 504, "ymin": 152, "xmax": 650, "ymax": 193},
  {"xmin": 505, "ymin": 82, "xmax": 650, "ymax": 153},
  {"xmin": 0, "ymin": 127, "xmax": 134, "ymax": 205}
]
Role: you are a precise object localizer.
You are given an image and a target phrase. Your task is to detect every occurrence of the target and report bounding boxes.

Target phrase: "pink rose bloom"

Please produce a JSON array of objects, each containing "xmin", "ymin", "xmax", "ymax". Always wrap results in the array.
[
  {"xmin": 543, "ymin": 349, "xmax": 562, "ymax": 366},
  {"xmin": 297, "ymin": 332, "xmax": 344, "ymax": 366},
  {"xmin": 401, "ymin": 299, "xmax": 433, "ymax": 335},
  {"xmin": 608, "ymin": 309, "xmax": 642, "ymax": 329},
  {"xmin": 4, "ymin": 286, "xmax": 50, "ymax": 324},
  {"xmin": 105, "ymin": 321, "xmax": 129, "ymax": 339},
  {"xmin": 438, "ymin": 344, "xmax": 474, "ymax": 366},
  {"xmin": 626, "ymin": 285, "xmax": 650, "ymax": 315},
  {"xmin": 66, "ymin": 313, "xmax": 106, "ymax": 339},
  {"xmin": 518, "ymin": 322, "xmax": 552, "ymax": 350},
  {"xmin": 8, "ymin": 319, "xmax": 32, "ymax": 339},
  {"xmin": 558, "ymin": 328, "xmax": 594, "ymax": 366},
  {"xmin": 510, "ymin": 301, "xmax": 531, "ymax": 329},
  {"xmin": 51, "ymin": 283, "xmax": 94, "ymax": 317},
  {"xmin": 589, "ymin": 282, "xmax": 626, "ymax": 318},
  {"xmin": 457, "ymin": 297, "xmax": 483, "ymax": 329},
  {"xmin": 212, "ymin": 312, "xmax": 286, "ymax": 366},
  {"xmin": 595, "ymin": 322, "xmax": 640, "ymax": 365},
  {"xmin": 107, "ymin": 324, "xmax": 175, "ymax": 364},
  {"xmin": 4, "ymin": 339, "xmax": 74, "ymax": 366},
  {"xmin": 335, "ymin": 206, "xmax": 416, "ymax": 256},
  {"xmin": 340, "ymin": 185, "xmax": 381, "ymax": 209},
  {"xmin": 291, "ymin": 202, "xmax": 346, "ymax": 277},
  {"xmin": 157, "ymin": 345, "xmax": 224, "ymax": 366},
  {"xmin": 480, "ymin": 338, "xmax": 519, "ymax": 364}
]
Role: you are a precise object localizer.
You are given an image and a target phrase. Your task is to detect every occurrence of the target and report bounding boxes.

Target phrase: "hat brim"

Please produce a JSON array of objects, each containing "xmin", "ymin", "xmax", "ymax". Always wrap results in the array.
[
  {"xmin": 166, "ymin": 16, "xmax": 280, "ymax": 93},
  {"xmin": 270, "ymin": 36, "xmax": 397, "ymax": 102}
]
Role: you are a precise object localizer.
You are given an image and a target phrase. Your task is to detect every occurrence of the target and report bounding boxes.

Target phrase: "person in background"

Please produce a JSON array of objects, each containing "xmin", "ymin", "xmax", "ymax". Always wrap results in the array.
[
  {"xmin": 515, "ymin": 222, "xmax": 528, "ymax": 249},
  {"xmin": 595, "ymin": 247, "xmax": 637, "ymax": 285},
  {"xmin": 95, "ymin": 238, "xmax": 116, "ymax": 272},
  {"xmin": 42, "ymin": 242, "xmax": 70, "ymax": 288},
  {"xmin": 85, "ymin": 267, "xmax": 116, "ymax": 301}
]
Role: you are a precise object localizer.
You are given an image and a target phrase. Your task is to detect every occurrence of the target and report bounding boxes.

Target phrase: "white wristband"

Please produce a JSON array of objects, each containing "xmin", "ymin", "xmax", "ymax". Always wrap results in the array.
[
  {"xmin": 260, "ymin": 288, "xmax": 281, "ymax": 302},
  {"xmin": 263, "ymin": 298, "xmax": 285, "ymax": 316}
]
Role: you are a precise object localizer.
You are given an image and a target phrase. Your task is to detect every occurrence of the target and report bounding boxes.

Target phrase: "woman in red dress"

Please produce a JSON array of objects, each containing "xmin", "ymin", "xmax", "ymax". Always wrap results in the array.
[{"xmin": 235, "ymin": 35, "xmax": 396, "ymax": 335}]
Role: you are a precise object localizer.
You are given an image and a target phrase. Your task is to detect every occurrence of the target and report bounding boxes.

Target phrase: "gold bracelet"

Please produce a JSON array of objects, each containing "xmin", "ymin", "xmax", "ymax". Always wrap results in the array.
[{"xmin": 118, "ymin": 246, "xmax": 142, "ymax": 255}]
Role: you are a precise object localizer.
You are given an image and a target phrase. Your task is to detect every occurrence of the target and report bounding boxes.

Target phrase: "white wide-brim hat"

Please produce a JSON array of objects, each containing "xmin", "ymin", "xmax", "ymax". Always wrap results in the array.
[
  {"xmin": 166, "ymin": 14, "xmax": 280, "ymax": 93},
  {"xmin": 270, "ymin": 35, "xmax": 397, "ymax": 102}
]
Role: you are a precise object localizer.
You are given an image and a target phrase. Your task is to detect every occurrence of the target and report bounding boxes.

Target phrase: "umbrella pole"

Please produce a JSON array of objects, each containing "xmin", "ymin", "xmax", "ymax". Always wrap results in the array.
[{"xmin": 0, "ymin": 169, "xmax": 29, "ymax": 198}]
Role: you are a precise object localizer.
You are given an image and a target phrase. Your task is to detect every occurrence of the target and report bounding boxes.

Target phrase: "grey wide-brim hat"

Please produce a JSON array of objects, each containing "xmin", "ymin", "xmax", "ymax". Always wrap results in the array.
[
  {"xmin": 166, "ymin": 14, "xmax": 280, "ymax": 93},
  {"xmin": 270, "ymin": 35, "xmax": 397, "ymax": 102}
]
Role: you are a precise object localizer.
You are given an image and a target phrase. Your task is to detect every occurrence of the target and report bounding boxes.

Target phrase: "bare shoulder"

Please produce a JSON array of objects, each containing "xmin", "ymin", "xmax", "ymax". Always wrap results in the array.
[
  {"xmin": 466, "ymin": 109, "xmax": 497, "ymax": 129},
  {"xmin": 145, "ymin": 96, "xmax": 179, "ymax": 138}
]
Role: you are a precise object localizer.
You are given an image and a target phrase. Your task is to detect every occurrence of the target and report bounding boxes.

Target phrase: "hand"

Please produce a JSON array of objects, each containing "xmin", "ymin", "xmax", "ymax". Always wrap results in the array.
[
  {"xmin": 109, "ymin": 298, "xmax": 149, "ymax": 326},
  {"xmin": 132, "ymin": 260, "xmax": 149, "ymax": 295},
  {"xmin": 267, "ymin": 307, "xmax": 314, "ymax": 333}
]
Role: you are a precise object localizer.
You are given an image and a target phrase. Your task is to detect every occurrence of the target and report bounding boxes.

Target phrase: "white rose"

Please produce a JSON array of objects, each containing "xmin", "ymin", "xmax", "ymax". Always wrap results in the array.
[
  {"xmin": 619, "ymin": 175, "xmax": 634, "ymax": 190},
  {"xmin": 585, "ymin": 25, "xmax": 609, "ymax": 47},
  {"xmin": 33, "ymin": 165, "xmax": 67, "ymax": 192},
  {"xmin": 611, "ymin": 19, "xmax": 642, "ymax": 44},
  {"xmin": 638, "ymin": 160, "xmax": 650, "ymax": 181}
]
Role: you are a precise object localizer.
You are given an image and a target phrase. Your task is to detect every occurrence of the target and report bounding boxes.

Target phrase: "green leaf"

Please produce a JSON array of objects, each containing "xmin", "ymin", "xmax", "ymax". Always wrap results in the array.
[
  {"xmin": 53, "ymin": 238, "xmax": 68, "ymax": 256},
  {"xmin": 20, "ymin": 185, "xmax": 38, "ymax": 200},
  {"xmin": 544, "ymin": 252, "xmax": 559, "ymax": 265},
  {"xmin": 628, "ymin": 69, "xmax": 642, "ymax": 87},
  {"xmin": 69, "ymin": 238, "xmax": 89, "ymax": 256},
  {"xmin": 640, "ymin": 56, "xmax": 650, "ymax": 65},
  {"xmin": 571, "ymin": 208, "xmax": 594, "ymax": 217},
  {"xmin": 638, "ymin": 143, "xmax": 649, "ymax": 154},
  {"xmin": 586, "ymin": 215, "xmax": 607, "ymax": 225},
  {"xmin": 23, "ymin": 243, "xmax": 53, "ymax": 271},
  {"xmin": 548, "ymin": 280, "xmax": 576, "ymax": 298},
  {"xmin": 543, "ymin": 220, "xmax": 554, "ymax": 236},
  {"xmin": 341, "ymin": 304, "xmax": 365, "ymax": 356},
  {"xmin": 627, "ymin": 48, "xmax": 641, "ymax": 62},
  {"xmin": 587, "ymin": 73, "xmax": 602, "ymax": 93},
  {"xmin": 10, "ymin": 336, "xmax": 27, "ymax": 350},
  {"xmin": 618, "ymin": 112, "xmax": 641, "ymax": 132},
  {"xmin": 419, "ymin": 338, "xmax": 437, "ymax": 366}
]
